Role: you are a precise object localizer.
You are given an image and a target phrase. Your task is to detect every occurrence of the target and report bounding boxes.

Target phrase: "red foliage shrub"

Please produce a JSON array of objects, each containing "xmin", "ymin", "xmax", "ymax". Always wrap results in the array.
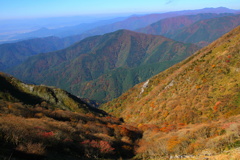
[
  {"xmin": 81, "ymin": 140, "xmax": 115, "ymax": 154},
  {"xmin": 38, "ymin": 131, "xmax": 54, "ymax": 137}
]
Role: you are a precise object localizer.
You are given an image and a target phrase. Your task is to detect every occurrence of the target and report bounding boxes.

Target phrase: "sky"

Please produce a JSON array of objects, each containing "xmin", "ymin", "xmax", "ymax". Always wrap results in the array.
[{"xmin": 1, "ymin": 0, "xmax": 240, "ymax": 20}]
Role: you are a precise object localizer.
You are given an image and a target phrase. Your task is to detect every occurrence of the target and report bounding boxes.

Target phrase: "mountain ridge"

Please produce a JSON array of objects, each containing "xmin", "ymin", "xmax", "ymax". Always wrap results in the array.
[
  {"xmin": 172, "ymin": 14, "xmax": 240, "ymax": 46},
  {"xmin": 0, "ymin": 35, "xmax": 89, "ymax": 71},
  {"xmin": 101, "ymin": 25, "xmax": 240, "ymax": 125},
  {"xmin": 10, "ymin": 29, "xmax": 199, "ymax": 102},
  {"xmin": 100, "ymin": 25, "xmax": 240, "ymax": 159},
  {"xmin": 0, "ymin": 71, "xmax": 143, "ymax": 159},
  {"xmin": 0, "ymin": 72, "xmax": 105, "ymax": 115},
  {"xmin": 137, "ymin": 13, "xmax": 240, "ymax": 47},
  {"xmin": 137, "ymin": 13, "xmax": 233, "ymax": 37},
  {"xmin": 82, "ymin": 7, "xmax": 240, "ymax": 37}
]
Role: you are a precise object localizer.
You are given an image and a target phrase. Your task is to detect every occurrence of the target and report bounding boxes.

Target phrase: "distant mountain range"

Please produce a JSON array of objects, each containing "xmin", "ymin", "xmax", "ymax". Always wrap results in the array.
[
  {"xmin": 172, "ymin": 14, "xmax": 240, "ymax": 46},
  {"xmin": 83, "ymin": 7, "xmax": 240, "ymax": 36},
  {"xmin": 2, "ymin": 13, "xmax": 239, "ymax": 72},
  {"xmin": 0, "ymin": 16, "xmax": 127, "ymax": 42},
  {"xmin": 138, "ymin": 13, "xmax": 240, "ymax": 46},
  {"xmin": 137, "ymin": 13, "xmax": 227, "ymax": 34},
  {"xmin": 2, "ymin": 7, "xmax": 239, "ymax": 42},
  {"xmin": 10, "ymin": 30, "xmax": 199, "ymax": 102},
  {"xmin": 1, "ymin": 8, "xmax": 240, "ymax": 159},
  {"xmin": 0, "ymin": 35, "xmax": 87, "ymax": 70},
  {"xmin": 4, "ymin": 17, "xmax": 126, "ymax": 42}
]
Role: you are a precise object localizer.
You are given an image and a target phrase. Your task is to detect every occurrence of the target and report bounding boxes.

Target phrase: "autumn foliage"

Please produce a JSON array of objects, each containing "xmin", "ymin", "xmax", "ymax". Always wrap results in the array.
[{"xmin": 0, "ymin": 100, "xmax": 141, "ymax": 159}]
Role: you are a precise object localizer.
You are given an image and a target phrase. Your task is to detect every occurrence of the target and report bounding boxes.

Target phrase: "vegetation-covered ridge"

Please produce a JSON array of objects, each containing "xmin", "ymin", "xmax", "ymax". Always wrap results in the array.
[
  {"xmin": 102, "ymin": 25, "xmax": 240, "ymax": 125},
  {"xmin": 0, "ymin": 101, "xmax": 142, "ymax": 159},
  {"xmin": 11, "ymin": 29, "xmax": 199, "ymax": 102},
  {"xmin": 0, "ymin": 72, "xmax": 142, "ymax": 159},
  {"xmin": 101, "ymin": 25, "xmax": 240, "ymax": 160},
  {"xmin": 137, "ymin": 13, "xmax": 233, "ymax": 37},
  {"xmin": 0, "ymin": 72, "xmax": 105, "ymax": 115},
  {"xmin": 172, "ymin": 14, "xmax": 240, "ymax": 46}
]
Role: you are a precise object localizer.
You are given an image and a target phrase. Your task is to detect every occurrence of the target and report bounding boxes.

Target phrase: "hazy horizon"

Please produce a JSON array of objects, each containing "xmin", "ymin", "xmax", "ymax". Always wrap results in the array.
[{"xmin": 1, "ymin": 0, "xmax": 240, "ymax": 20}]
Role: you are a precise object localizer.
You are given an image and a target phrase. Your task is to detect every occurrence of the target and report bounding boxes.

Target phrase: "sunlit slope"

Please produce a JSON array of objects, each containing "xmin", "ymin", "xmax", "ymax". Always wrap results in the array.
[{"xmin": 102, "ymin": 25, "xmax": 240, "ymax": 125}]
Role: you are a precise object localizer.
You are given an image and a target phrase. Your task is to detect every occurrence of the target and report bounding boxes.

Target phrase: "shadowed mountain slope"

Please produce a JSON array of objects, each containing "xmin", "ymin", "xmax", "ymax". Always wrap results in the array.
[
  {"xmin": 0, "ymin": 72, "xmax": 105, "ymax": 115},
  {"xmin": 0, "ymin": 72, "xmax": 142, "ymax": 159}
]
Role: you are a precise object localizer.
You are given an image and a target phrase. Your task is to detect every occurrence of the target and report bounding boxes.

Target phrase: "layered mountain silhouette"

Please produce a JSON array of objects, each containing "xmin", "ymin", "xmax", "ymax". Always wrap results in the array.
[
  {"xmin": 10, "ymin": 30, "xmax": 199, "ymax": 102},
  {"xmin": 6, "ymin": 17, "xmax": 126, "ymax": 41},
  {"xmin": 102, "ymin": 25, "xmax": 240, "ymax": 125},
  {"xmin": 5, "ymin": 7, "xmax": 238, "ymax": 43},
  {"xmin": 80, "ymin": 7, "xmax": 240, "ymax": 38}
]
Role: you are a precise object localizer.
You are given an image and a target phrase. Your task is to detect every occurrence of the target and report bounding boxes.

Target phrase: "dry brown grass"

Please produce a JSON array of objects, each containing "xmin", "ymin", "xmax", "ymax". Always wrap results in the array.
[
  {"xmin": 16, "ymin": 142, "xmax": 45, "ymax": 155},
  {"xmin": 0, "ymin": 100, "xmax": 142, "ymax": 159},
  {"xmin": 135, "ymin": 115, "xmax": 240, "ymax": 159},
  {"xmin": 102, "ymin": 26, "xmax": 240, "ymax": 126}
]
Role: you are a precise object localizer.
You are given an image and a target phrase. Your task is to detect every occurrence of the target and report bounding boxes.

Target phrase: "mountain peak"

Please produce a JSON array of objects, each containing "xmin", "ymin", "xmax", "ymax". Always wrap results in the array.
[
  {"xmin": 11, "ymin": 29, "xmax": 199, "ymax": 102},
  {"xmin": 108, "ymin": 29, "xmax": 149, "ymax": 37}
]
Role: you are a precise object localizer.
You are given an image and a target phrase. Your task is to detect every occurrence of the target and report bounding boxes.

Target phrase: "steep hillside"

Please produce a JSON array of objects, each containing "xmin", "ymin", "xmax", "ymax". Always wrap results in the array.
[
  {"xmin": 0, "ymin": 72, "xmax": 105, "ymax": 115},
  {"xmin": 101, "ymin": 25, "xmax": 240, "ymax": 159},
  {"xmin": 102, "ymin": 26, "xmax": 240, "ymax": 125},
  {"xmin": 0, "ymin": 36, "xmax": 85, "ymax": 71},
  {"xmin": 0, "ymin": 72, "xmax": 142, "ymax": 159},
  {"xmin": 11, "ymin": 30, "xmax": 199, "ymax": 102}
]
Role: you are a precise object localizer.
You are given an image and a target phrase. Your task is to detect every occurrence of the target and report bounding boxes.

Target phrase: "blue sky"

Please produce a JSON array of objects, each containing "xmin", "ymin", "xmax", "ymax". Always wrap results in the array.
[{"xmin": 1, "ymin": 0, "xmax": 240, "ymax": 19}]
